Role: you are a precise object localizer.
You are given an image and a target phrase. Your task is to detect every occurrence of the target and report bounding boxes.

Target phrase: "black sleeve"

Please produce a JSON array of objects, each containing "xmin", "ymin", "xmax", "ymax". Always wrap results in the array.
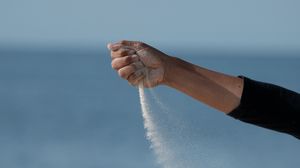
[{"xmin": 228, "ymin": 76, "xmax": 300, "ymax": 139}]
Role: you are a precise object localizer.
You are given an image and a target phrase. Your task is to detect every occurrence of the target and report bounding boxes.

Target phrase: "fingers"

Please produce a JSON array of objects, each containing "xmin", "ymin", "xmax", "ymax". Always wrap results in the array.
[
  {"xmin": 111, "ymin": 54, "xmax": 139, "ymax": 70},
  {"xmin": 107, "ymin": 40, "xmax": 147, "ymax": 52},
  {"xmin": 108, "ymin": 40, "xmax": 151, "ymax": 87},
  {"xmin": 111, "ymin": 51, "xmax": 147, "ymax": 86},
  {"xmin": 117, "ymin": 62, "xmax": 145, "ymax": 80},
  {"xmin": 111, "ymin": 48, "xmax": 136, "ymax": 59},
  {"xmin": 128, "ymin": 69, "xmax": 146, "ymax": 86}
]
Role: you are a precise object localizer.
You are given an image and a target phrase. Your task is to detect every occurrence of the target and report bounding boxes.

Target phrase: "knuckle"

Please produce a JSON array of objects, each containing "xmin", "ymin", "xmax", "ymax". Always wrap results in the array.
[
  {"xmin": 131, "ymin": 54, "xmax": 139, "ymax": 62},
  {"xmin": 124, "ymin": 56, "xmax": 132, "ymax": 64},
  {"xmin": 118, "ymin": 69, "xmax": 127, "ymax": 78},
  {"xmin": 111, "ymin": 61, "xmax": 118, "ymax": 70}
]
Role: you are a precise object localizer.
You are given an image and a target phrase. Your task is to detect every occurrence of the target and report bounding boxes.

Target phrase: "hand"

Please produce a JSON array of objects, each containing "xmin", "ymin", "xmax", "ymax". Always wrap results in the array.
[{"xmin": 108, "ymin": 40, "xmax": 170, "ymax": 88}]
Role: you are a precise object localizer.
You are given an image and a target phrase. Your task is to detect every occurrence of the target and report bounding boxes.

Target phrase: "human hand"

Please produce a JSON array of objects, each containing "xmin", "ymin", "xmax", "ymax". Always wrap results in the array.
[{"xmin": 108, "ymin": 40, "xmax": 170, "ymax": 88}]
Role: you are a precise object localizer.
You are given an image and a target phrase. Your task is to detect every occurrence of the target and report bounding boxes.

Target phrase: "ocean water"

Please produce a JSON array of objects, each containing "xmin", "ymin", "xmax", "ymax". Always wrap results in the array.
[{"xmin": 0, "ymin": 47, "xmax": 300, "ymax": 168}]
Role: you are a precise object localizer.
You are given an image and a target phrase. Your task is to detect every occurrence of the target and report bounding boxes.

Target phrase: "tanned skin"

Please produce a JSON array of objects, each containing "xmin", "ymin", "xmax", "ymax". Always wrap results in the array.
[{"xmin": 108, "ymin": 40, "xmax": 244, "ymax": 114}]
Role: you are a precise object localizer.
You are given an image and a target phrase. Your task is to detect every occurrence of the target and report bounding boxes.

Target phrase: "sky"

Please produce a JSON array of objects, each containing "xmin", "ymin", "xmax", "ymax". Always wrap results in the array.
[{"xmin": 1, "ymin": 0, "xmax": 300, "ymax": 49}]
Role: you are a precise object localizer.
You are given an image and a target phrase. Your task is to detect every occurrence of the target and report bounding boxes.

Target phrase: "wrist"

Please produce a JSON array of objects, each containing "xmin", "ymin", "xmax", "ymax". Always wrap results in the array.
[{"xmin": 161, "ymin": 55, "xmax": 186, "ymax": 87}]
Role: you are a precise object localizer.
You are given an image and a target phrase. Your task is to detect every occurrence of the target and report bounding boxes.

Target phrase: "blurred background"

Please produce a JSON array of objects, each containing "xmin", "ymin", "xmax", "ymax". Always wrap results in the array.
[{"xmin": 0, "ymin": 0, "xmax": 300, "ymax": 168}]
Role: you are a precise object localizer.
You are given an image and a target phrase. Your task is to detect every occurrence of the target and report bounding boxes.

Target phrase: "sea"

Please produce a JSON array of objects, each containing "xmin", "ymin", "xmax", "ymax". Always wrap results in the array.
[{"xmin": 0, "ymin": 46, "xmax": 300, "ymax": 168}]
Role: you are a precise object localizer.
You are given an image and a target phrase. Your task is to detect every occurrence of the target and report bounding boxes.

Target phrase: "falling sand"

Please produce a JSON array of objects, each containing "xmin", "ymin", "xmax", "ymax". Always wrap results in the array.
[
  {"xmin": 138, "ymin": 85, "xmax": 173, "ymax": 167},
  {"xmin": 138, "ymin": 84, "xmax": 195, "ymax": 168},
  {"xmin": 138, "ymin": 83, "xmax": 235, "ymax": 168}
]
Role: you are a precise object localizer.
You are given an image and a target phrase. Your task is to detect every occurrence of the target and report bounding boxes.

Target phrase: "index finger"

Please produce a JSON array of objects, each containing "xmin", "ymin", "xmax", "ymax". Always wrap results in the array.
[{"xmin": 108, "ymin": 40, "xmax": 146, "ymax": 51}]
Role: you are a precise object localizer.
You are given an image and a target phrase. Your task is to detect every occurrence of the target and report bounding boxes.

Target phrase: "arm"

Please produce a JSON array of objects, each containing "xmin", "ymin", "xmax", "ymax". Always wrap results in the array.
[
  {"xmin": 108, "ymin": 40, "xmax": 243, "ymax": 114},
  {"xmin": 108, "ymin": 40, "xmax": 300, "ymax": 139},
  {"xmin": 163, "ymin": 56, "xmax": 244, "ymax": 113}
]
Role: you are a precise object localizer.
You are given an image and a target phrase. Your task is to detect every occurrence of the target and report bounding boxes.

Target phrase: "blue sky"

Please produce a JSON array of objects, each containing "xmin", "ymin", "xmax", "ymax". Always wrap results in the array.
[{"xmin": 1, "ymin": 0, "xmax": 300, "ymax": 49}]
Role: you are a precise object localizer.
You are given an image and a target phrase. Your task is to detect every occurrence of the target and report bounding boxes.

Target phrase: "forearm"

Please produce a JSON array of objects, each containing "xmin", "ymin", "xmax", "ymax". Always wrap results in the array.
[{"xmin": 163, "ymin": 56, "xmax": 244, "ymax": 114}]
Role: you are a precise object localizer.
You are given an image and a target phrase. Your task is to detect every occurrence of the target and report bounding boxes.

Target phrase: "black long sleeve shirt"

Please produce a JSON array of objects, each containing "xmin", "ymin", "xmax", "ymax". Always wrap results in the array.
[{"xmin": 228, "ymin": 76, "xmax": 300, "ymax": 139}]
